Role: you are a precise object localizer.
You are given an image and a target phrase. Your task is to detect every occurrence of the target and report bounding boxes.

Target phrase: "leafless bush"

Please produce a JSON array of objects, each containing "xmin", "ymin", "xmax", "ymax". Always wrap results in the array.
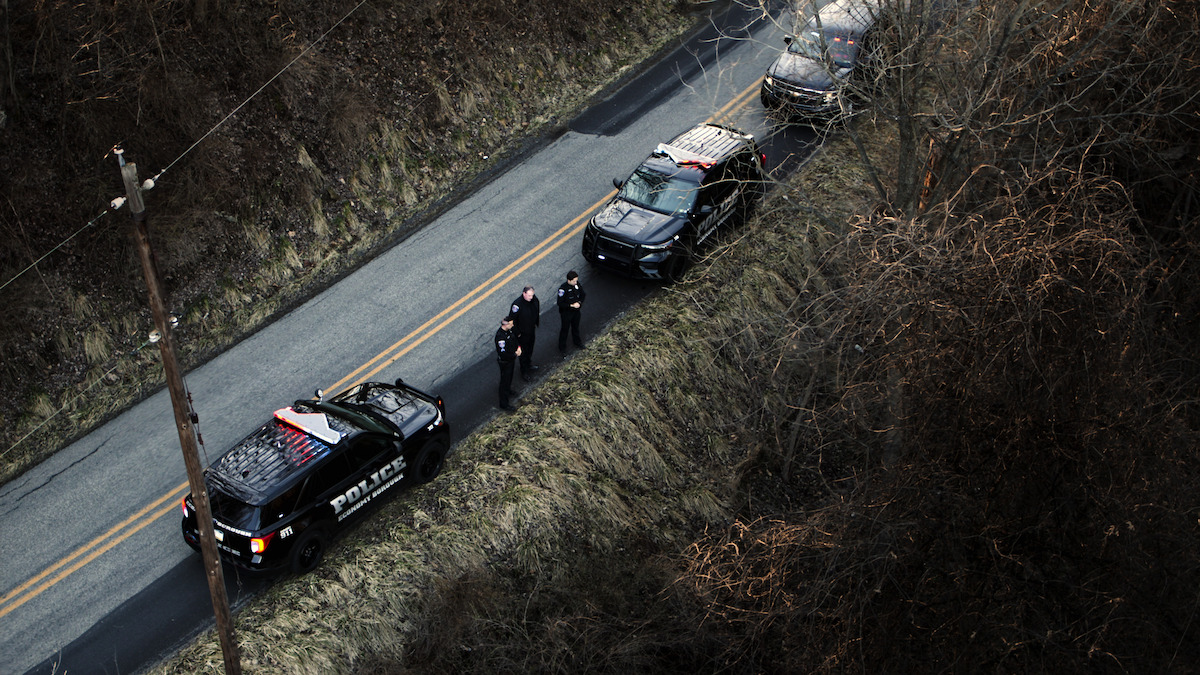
[
  {"xmin": 845, "ymin": 0, "xmax": 1200, "ymax": 221},
  {"xmin": 670, "ymin": 0, "xmax": 1200, "ymax": 669}
]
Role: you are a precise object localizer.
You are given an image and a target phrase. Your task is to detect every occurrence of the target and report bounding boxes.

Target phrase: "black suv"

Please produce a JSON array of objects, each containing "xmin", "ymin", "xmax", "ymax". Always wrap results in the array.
[
  {"xmin": 582, "ymin": 123, "xmax": 767, "ymax": 279},
  {"xmin": 181, "ymin": 379, "xmax": 449, "ymax": 574},
  {"xmin": 760, "ymin": 0, "xmax": 882, "ymax": 120}
]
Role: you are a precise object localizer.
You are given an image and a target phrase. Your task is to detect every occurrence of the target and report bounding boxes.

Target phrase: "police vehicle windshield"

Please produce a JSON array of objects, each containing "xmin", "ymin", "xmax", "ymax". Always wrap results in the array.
[{"xmin": 618, "ymin": 167, "xmax": 699, "ymax": 216}]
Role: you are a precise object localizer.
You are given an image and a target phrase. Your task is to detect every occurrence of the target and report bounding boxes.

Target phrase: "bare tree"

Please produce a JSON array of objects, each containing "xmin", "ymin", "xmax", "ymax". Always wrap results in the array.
[
  {"xmin": 0, "ymin": 0, "xmax": 16, "ymax": 114},
  {"xmin": 688, "ymin": 0, "xmax": 1200, "ymax": 669}
]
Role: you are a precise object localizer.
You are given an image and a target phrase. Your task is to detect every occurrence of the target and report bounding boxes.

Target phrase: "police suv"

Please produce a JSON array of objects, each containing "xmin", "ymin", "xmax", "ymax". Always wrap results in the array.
[
  {"xmin": 582, "ymin": 123, "xmax": 767, "ymax": 280},
  {"xmin": 760, "ymin": 0, "xmax": 883, "ymax": 120},
  {"xmin": 181, "ymin": 379, "xmax": 449, "ymax": 574}
]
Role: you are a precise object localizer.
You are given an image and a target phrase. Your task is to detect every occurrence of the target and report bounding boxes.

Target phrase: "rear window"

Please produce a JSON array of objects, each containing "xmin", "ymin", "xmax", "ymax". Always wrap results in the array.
[{"xmin": 209, "ymin": 489, "xmax": 263, "ymax": 531}]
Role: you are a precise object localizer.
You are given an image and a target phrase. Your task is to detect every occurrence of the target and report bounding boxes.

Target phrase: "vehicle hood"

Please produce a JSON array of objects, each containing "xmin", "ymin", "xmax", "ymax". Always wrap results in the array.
[
  {"xmin": 766, "ymin": 53, "xmax": 850, "ymax": 90},
  {"xmin": 593, "ymin": 199, "xmax": 684, "ymax": 245}
]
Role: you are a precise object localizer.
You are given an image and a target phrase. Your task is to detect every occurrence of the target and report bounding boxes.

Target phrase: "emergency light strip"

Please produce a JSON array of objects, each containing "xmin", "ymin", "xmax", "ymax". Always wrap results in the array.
[{"xmin": 274, "ymin": 407, "xmax": 344, "ymax": 445}]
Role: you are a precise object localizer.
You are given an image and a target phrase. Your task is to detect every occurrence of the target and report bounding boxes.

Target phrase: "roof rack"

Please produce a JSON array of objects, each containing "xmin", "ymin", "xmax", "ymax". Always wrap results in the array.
[
  {"xmin": 213, "ymin": 419, "xmax": 335, "ymax": 500},
  {"xmin": 656, "ymin": 124, "xmax": 749, "ymax": 168},
  {"xmin": 656, "ymin": 143, "xmax": 717, "ymax": 168}
]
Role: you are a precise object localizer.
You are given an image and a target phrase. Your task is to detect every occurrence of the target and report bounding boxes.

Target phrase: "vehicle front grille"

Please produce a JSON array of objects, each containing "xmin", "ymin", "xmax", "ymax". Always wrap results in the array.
[
  {"xmin": 596, "ymin": 235, "xmax": 637, "ymax": 263},
  {"xmin": 766, "ymin": 80, "xmax": 833, "ymax": 112}
]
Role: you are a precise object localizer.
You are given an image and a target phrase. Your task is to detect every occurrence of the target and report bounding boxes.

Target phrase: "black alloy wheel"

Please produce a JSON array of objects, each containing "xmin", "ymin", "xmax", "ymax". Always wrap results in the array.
[
  {"xmin": 409, "ymin": 438, "xmax": 447, "ymax": 485},
  {"xmin": 289, "ymin": 525, "xmax": 330, "ymax": 574}
]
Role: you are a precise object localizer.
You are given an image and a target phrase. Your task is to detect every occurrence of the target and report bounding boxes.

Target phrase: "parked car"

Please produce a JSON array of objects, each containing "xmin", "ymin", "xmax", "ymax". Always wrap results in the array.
[
  {"xmin": 582, "ymin": 123, "xmax": 767, "ymax": 280},
  {"xmin": 181, "ymin": 379, "xmax": 449, "ymax": 574},
  {"xmin": 760, "ymin": 0, "xmax": 883, "ymax": 121}
]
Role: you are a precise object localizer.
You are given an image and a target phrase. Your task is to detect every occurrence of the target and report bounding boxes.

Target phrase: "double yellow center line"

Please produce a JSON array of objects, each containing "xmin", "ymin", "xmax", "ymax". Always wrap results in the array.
[
  {"xmin": 0, "ymin": 482, "xmax": 189, "ymax": 619},
  {"xmin": 0, "ymin": 193, "xmax": 609, "ymax": 623},
  {"xmin": 0, "ymin": 80, "xmax": 761, "ymax": 621},
  {"xmin": 324, "ymin": 191, "xmax": 613, "ymax": 395}
]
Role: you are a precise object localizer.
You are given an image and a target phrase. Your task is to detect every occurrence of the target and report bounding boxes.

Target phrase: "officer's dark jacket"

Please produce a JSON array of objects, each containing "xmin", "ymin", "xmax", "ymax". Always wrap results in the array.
[
  {"xmin": 495, "ymin": 327, "xmax": 519, "ymax": 362},
  {"xmin": 557, "ymin": 282, "xmax": 586, "ymax": 312},
  {"xmin": 510, "ymin": 295, "xmax": 540, "ymax": 333}
]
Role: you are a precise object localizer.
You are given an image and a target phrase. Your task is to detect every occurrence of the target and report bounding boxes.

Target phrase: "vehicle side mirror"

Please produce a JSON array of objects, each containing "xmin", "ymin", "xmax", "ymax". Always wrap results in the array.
[
  {"xmin": 314, "ymin": 388, "xmax": 324, "ymax": 401},
  {"xmin": 394, "ymin": 377, "xmax": 405, "ymax": 388},
  {"xmin": 783, "ymin": 34, "xmax": 794, "ymax": 45},
  {"xmin": 613, "ymin": 177, "xmax": 624, "ymax": 190}
]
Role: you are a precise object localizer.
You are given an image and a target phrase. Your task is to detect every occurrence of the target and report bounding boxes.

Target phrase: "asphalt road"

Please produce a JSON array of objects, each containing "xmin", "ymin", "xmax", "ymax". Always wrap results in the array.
[{"xmin": 1, "ymin": 2, "xmax": 821, "ymax": 673}]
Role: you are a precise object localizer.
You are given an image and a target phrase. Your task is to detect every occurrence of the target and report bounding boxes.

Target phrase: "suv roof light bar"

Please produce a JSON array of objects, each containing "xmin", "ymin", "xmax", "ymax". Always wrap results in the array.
[
  {"xmin": 655, "ymin": 143, "xmax": 718, "ymax": 168},
  {"xmin": 274, "ymin": 406, "xmax": 344, "ymax": 445}
]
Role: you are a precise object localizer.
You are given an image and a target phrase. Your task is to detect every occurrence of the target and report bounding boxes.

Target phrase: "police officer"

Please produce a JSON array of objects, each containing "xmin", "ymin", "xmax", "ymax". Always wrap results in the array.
[
  {"xmin": 557, "ymin": 270, "xmax": 586, "ymax": 354},
  {"xmin": 494, "ymin": 315, "xmax": 521, "ymax": 411},
  {"xmin": 509, "ymin": 285, "xmax": 540, "ymax": 381}
]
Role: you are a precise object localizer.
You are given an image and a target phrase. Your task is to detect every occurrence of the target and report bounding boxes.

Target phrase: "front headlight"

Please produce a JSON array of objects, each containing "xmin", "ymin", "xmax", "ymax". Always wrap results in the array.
[
  {"xmin": 638, "ymin": 238, "xmax": 676, "ymax": 262},
  {"xmin": 763, "ymin": 76, "xmax": 775, "ymax": 88},
  {"xmin": 824, "ymin": 90, "xmax": 837, "ymax": 104},
  {"xmin": 640, "ymin": 239, "xmax": 674, "ymax": 252}
]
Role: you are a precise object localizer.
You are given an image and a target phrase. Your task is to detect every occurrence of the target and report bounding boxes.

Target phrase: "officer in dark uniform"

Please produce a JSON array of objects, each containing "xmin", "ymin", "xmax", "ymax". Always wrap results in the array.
[
  {"xmin": 557, "ymin": 270, "xmax": 586, "ymax": 354},
  {"xmin": 509, "ymin": 285, "xmax": 540, "ymax": 381},
  {"xmin": 494, "ymin": 315, "xmax": 521, "ymax": 411}
]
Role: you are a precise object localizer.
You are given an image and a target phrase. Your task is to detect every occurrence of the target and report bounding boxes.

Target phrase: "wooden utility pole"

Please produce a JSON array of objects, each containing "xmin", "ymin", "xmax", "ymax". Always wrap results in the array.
[{"xmin": 116, "ymin": 149, "xmax": 242, "ymax": 675}]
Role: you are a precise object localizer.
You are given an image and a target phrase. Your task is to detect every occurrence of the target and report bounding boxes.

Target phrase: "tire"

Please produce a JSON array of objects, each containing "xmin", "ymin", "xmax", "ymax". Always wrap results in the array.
[
  {"xmin": 761, "ymin": 89, "xmax": 786, "ymax": 123},
  {"xmin": 760, "ymin": 86, "xmax": 776, "ymax": 111},
  {"xmin": 289, "ymin": 524, "xmax": 330, "ymax": 574},
  {"xmin": 664, "ymin": 250, "xmax": 694, "ymax": 282},
  {"xmin": 742, "ymin": 178, "xmax": 768, "ymax": 222},
  {"xmin": 407, "ymin": 437, "xmax": 447, "ymax": 486}
]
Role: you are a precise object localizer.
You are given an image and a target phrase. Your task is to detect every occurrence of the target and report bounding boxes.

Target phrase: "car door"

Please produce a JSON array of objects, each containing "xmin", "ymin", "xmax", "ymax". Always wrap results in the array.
[
  {"xmin": 331, "ymin": 435, "xmax": 406, "ymax": 522},
  {"xmin": 695, "ymin": 162, "xmax": 738, "ymax": 245},
  {"xmin": 300, "ymin": 451, "xmax": 355, "ymax": 525}
]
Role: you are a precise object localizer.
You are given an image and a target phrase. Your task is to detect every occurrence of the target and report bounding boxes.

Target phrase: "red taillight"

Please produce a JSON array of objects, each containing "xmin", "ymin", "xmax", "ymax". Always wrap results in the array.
[
  {"xmin": 181, "ymin": 497, "xmax": 189, "ymax": 516},
  {"xmin": 250, "ymin": 532, "xmax": 276, "ymax": 554}
]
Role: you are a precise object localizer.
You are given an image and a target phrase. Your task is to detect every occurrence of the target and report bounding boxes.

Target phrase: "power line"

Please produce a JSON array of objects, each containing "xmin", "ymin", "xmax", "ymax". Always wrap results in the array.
[
  {"xmin": 0, "ymin": 339, "xmax": 154, "ymax": 462},
  {"xmin": 2, "ymin": 0, "xmax": 374, "ymax": 468},
  {"xmin": 0, "ymin": 208, "xmax": 113, "ymax": 293},
  {"xmin": 0, "ymin": 0, "xmax": 370, "ymax": 294},
  {"xmin": 148, "ymin": 0, "xmax": 370, "ymax": 185}
]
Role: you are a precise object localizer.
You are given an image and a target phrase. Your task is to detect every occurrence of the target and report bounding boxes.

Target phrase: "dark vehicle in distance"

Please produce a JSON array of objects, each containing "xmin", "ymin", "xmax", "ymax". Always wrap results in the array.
[
  {"xmin": 760, "ymin": 0, "xmax": 883, "ymax": 120},
  {"xmin": 181, "ymin": 379, "xmax": 449, "ymax": 574},
  {"xmin": 582, "ymin": 123, "xmax": 767, "ymax": 280}
]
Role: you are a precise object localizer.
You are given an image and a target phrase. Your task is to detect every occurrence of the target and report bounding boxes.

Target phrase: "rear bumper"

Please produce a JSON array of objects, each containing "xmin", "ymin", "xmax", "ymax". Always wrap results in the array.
[{"xmin": 181, "ymin": 516, "xmax": 285, "ymax": 572}]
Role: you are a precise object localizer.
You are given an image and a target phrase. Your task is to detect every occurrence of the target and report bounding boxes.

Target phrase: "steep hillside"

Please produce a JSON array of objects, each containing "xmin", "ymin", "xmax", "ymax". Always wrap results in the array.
[{"xmin": 0, "ymin": 0, "xmax": 694, "ymax": 482}]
